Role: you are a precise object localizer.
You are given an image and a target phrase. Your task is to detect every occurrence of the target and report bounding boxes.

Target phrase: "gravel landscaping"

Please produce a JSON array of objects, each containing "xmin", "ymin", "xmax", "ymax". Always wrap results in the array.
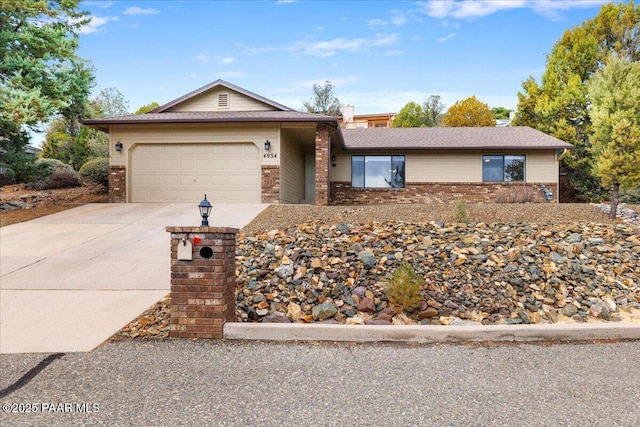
[
  {"xmin": 242, "ymin": 203, "xmax": 620, "ymax": 234},
  {"xmin": 115, "ymin": 203, "xmax": 640, "ymax": 340}
]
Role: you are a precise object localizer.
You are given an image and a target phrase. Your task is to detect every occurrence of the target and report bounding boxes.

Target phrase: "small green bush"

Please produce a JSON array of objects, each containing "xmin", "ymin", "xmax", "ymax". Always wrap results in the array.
[
  {"xmin": 79, "ymin": 157, "xmax": 109, "ymax": 188},
  {"xmin": 454, "ymin": 199, "xmax": 468, "ymax": 223},
  {"xmin": 26, "ymin": 158, "xmax": 81, "ymax": 190},
  {"xmin": 620, "ymin": 185, "xmax": 640, "ymax": 204},
  {"xmin": 386, "ymin": 262, "xmax": 423, "ymax": 312}
]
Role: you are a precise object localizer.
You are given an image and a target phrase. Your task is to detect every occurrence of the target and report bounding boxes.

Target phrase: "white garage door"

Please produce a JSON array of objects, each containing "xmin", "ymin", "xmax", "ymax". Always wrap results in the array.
[{"xmin": 130, "ymin": 143, "xmax": 261, "ymax": 203}]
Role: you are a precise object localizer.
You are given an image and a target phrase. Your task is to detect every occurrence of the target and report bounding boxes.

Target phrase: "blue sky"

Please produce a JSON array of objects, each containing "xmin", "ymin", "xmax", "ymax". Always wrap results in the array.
[{"xmin": 77, "ymin": 0, "xmax": 616, "ymax": 116}]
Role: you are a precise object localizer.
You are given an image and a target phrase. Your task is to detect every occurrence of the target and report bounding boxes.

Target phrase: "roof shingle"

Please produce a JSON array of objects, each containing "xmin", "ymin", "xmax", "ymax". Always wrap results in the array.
[{"xmin": 341, "ymin": 127, "xmax": 572, "ymax": 150}]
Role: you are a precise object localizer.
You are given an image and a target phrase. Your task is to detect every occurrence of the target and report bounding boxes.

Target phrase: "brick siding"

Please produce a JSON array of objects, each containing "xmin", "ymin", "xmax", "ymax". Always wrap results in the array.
[
  {"xmin": 315, "ymin": 124, "xmax": 331, "ymax": 206},
  {"xmin": 261, "ymin": 165, "xmax": 280, "ymax": 203},
  {"xmin": 330, "ymin": 182, "xmax": 559, "ymax": 204},
  {"xmin": 108, "ymin": 166, "xmax": 126, "ymax": 203},
  {"xmin": 166, "ymin": 226, "xmax": 238, "ymax": 339}
]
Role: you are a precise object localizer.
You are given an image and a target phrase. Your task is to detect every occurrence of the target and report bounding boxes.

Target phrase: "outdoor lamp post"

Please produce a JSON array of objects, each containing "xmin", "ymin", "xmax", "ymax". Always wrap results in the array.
[{"xmin": 198, "ymin": 194, "xmax": 212, "ymax": 226}]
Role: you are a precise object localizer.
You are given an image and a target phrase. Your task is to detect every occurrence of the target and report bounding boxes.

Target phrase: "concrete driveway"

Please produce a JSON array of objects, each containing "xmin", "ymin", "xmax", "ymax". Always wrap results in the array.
[{"xmin": 0, "ymin": 202, "xmax": 267, "ymax": 354}]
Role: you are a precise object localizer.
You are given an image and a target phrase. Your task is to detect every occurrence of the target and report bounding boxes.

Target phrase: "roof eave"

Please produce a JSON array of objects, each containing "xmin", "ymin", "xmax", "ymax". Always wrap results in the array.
[
  {"xmin": 80, "ymin": 116, "xmax": 340, "ymax": 134},
  {"xmin": 151, "ymin": 79, "xmax": 294, "ymax": 113},
  {"xmin": 342, "ymin": 145, "xmax": 572, "ymax": 151}
]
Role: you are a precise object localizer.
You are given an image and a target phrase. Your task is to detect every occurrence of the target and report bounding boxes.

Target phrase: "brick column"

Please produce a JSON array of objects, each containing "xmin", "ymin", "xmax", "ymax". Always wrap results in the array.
[
  {"xmin": 315, "ymin": 124, "xmax": 331, "ymax": 206},
  {"xmin": 166, "ymin": 226, "xmax": 238, "ymax": 339},
  {"xmin": 261, "ymin": 165, "xmax": 280, "ymax": 203},
  {"xmin": 108, "ymin": 166, "xmax": 126, "ymax": 203}
]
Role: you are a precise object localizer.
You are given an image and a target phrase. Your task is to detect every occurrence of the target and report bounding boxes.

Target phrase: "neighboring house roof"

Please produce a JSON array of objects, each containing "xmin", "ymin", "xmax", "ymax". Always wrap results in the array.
[
  {"xmin": 152, "ymin": 79, "xmax": 293, "ymax": 113},
  {"xmin": 341, "ymin": 127, "xmax": 572, "ymax": 150},
  {"xmin": 25, "ymin": 145, "xmax": 41, "ymax": 155}
]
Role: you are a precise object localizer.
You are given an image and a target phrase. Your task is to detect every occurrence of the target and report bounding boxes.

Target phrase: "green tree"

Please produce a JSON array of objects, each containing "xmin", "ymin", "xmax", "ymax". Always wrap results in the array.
[
  {"xmin": 441, "ymin": 96, "xmax": 496, "ymax": 127},
  {"xmin": 303, "ymin": 81, "xmax": 342, "ymax": 116},
  {"xmin": 587, "ymin": 55, "xmax": 640, "ymax": 219},
  {"xmin": 392, "ymin": 102, "xmax": 425, "ymax": 127},
  {"xmin": 422, "ymin": 95, "xmax": 446, "ymax": 127},
  {"xmin": 0, "ymin": 122, "xmax": 35, "ymax": 183},
  {"xmin": 135, "ymin": 102, "xmax": 160, "ymax": 114},
  {"xmin": 513, "ymin": 1, "xmax": 639, "ymax": 201},
  {"xmin": 491, "ymin": 107, "xmax": 512, "ymax": 120},
  {"xmin": 0, "ymin": 0, "xmax": 93, "ymax": 180},
  {"xmin": 41, "ymin": 88, "xmax": 129, "ymax": 169},
  {"xmin": 93, "ymin": 87, "xmax": 130, "ymax": 117}
]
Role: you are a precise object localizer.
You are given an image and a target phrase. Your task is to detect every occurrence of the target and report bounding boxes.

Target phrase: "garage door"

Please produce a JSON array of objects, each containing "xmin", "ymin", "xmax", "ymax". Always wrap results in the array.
[{"xmin": 130, "ymin": 143, "xmax": 261, "ymax": 203}]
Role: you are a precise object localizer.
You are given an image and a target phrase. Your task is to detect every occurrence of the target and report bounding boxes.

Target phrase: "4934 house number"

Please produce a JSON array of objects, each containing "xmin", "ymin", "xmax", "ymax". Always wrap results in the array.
[{"xmin": 263, "ymin": 153, "xmax": 277, "ymax": 159}]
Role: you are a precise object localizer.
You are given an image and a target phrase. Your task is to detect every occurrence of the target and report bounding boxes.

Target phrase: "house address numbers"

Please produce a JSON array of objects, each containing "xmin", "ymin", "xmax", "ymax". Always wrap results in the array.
[{"xmin": 263, "ymin": 153, "xmax": 277, "ymax": 159}]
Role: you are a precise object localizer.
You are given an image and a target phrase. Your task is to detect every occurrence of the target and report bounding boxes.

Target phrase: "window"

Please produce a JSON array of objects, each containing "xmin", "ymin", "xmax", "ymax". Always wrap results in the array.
[
  {"xmin": 483, "ymin": 155, "xmax": 525, "ymax": 182},
  {"xmin": 352, "ymin": 155, "xmax": 405, "ymax": 188}
]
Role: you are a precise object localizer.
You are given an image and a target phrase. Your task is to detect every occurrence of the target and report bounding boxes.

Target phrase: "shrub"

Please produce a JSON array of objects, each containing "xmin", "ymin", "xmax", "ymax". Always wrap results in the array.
[
  {"xmin": 494, "ymin": 186, "xmax": 538, "ymax": 203},
  {"xmin": 79, "ymin": 157, "xmax": 109, "ymax": 188},
  {"xmin": 454, "ymin": 199, "xmax": 468, "ymax": 223},
  {"xmin": 620, "ymin": 185, "xmax": 640, "ymax": 204},
  {"xmin": 26, "ymin": 158, "xmax": 81, "ymax": 190},
  {"xmin": 386, "ymin": 262, "xmax": 423, "ymax": 313}
]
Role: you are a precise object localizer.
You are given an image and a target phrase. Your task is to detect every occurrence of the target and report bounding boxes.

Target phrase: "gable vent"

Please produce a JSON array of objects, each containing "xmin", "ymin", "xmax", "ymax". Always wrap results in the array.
[{"xmin": 218, "ymin": 93, "xmax": 229, "ymax": 109}]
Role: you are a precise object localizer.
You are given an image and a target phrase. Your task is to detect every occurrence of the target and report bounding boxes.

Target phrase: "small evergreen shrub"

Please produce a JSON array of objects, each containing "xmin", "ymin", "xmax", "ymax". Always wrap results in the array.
[
  {"xmin": 26, "ymin": 158, "xmax": 81, "ymax": 190},
  {"xmin": 494, "ymin": 186, "xmax": 537, "ymax": 203},
  {"xmin": 79, "ymin": 157, "xmax": 109, "ymax": 188},
  {"xmin": 620, "ymin": 185, "xmax": 640, "ymax": 204},
  {"xmin": 454, "ymin": 199, "xmax": 468, "ymax": 223},
  {"xmin": 386, "ymin": 262, "xmax": 423, "ymax": 312}
]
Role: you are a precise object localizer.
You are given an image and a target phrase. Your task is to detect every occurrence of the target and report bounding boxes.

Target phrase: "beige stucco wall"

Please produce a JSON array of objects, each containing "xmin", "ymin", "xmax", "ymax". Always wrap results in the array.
[
  {"xmin": 167, "ymin": 87, "xmax": 276, "ymax": 112},
  {"xmin": 279, "ymin": 132, "xmax": 306, "ymax": 204},
  {"xmin": 331, "ymin": 150, "xmax": 559, "ymax": 183}
]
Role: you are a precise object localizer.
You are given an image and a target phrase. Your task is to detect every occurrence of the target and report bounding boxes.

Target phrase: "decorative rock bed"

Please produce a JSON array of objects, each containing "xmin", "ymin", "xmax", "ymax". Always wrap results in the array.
[
  {"xmin": 115, "ymin": 219, "xmax": 640, "ymax": 340},
  {"xmin": 235, "ymin": 220, "xmax": 640, "ymax": 326}
]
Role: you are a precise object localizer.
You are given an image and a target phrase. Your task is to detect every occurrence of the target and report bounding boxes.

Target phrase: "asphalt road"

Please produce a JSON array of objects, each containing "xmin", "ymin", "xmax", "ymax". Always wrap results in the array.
[{"xmin": 1, "ymin": 339, "xmax": 639, "ymax": 426}]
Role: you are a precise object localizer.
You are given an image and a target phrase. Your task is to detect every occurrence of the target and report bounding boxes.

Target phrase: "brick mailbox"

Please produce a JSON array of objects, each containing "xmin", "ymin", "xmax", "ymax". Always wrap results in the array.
[{"xmin": 166, "ymin": 226, "xmax": 238, "ymax": 339}]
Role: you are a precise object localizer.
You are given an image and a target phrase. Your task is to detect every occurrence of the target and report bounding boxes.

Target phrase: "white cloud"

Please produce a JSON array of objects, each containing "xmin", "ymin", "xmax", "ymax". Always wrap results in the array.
[
  {"xmin": 293, "ymin": 34, "xmax": 398, "ymax": 57},
  {"xmin": 196, "ymin": 53, "xmax": 210, "ymax": 63},
  {"xmin": 530, "ymin": 0, "xmax": 610, "ymax": 21},
  {"xmin": 84, "ymin": 1, "xmax": 115, "ymax": 8},
  {"xmin": 219, "ymin": 57, "xmax": 235, "ymax": 64},
  {"xmin": 78, "ymin": 16, "xmax": 118, "ymax": 34},
  {"xmin": 123, "ymin": 7, "xmax": 160, "ymax": 16},
  {"xmin": 276, "ymin": 0, "xmax": 295, "ymax": 4},
  {"xmin": 241, "ymin": 34, "xmax": 398, "ymax": 58},
  {"xmin": 189, "ymin": 73, "xmax": 198, "ymax": 78},
  {"xmin": 369, "ymin": 18, "xmax": 387, "ymax": 27},
  {"xmin": 437, "ymin": 33, "xmax": 456, "ymax": 42},
  {"xmin": 422, "ymin": 0, "xmax": 455, "ymax": 18},
  {"xmin": 423, "ymin": 0, "xmax": 525, "ymax": 19},
  {"xmin": 419, "ymin": 0, "xmax": 607, "ymax": 20}
]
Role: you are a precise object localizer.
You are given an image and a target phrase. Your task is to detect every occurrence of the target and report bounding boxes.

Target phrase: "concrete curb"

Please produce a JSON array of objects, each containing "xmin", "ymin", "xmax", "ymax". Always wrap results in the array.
[{"xmin": 224, "ymin": 322, "xmax": 640, "ymax": 343}]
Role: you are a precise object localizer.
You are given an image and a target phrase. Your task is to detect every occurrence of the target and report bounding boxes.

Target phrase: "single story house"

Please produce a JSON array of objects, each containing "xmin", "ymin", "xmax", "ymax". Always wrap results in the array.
[{"xmin": 82, "ymin": 80, "xmax": 572, "ymax": 205}]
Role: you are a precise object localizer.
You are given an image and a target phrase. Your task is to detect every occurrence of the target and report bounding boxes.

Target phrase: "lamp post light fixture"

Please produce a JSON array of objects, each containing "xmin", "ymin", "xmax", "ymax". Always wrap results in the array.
[
  {"xmin": 115, "ymin": 141, "xmax": 123, "ymax": 152},
  {"xmin": 198, "ymin": 194, "xmax": 212, "ymax": 226},
  {"xmin": 264, "ymin": 140, "xmax": 271, "ymax": 151}
]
